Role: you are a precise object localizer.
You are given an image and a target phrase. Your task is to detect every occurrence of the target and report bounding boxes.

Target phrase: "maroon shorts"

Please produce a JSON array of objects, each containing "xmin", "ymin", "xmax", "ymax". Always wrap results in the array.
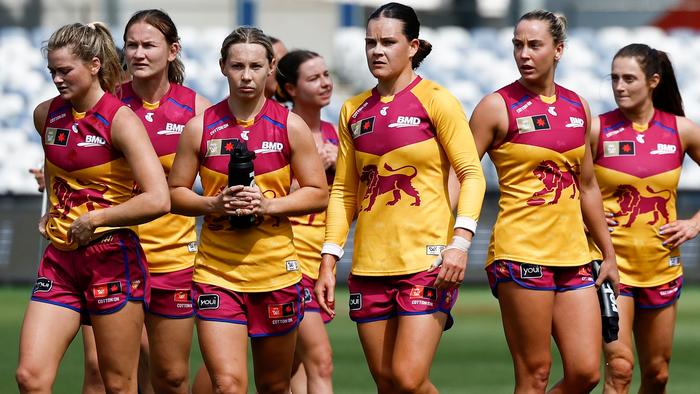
[
  {"xmin": 347, "ymin": 269, "xmax": 458, "ymax": 331},
  {"xmin": 300, "ymin": 274, "xmax": 333, "ymax": 324},
  {"xmin": 147, "ymin": 266, "xmax": 194, "ymax": 318},
  {"xmin": 193, "ymin": 282, "xmax": 304, "ymax": 337},
  {"xmin": 619, "ymin": 277, "xmax": 683, "ymax": 309},
  {"xmin": 486, "ymin": 260, "xmax": 594, "ymax": 297},
  {"xmin": 31, "ymin": 229, "xmax": 149, "ymax": 322}
]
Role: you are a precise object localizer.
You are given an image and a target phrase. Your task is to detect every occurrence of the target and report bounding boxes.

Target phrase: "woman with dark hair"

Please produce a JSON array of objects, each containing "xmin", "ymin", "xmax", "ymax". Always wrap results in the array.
[
  {"xmin": 590, "ymin": 43, "xmax": 700, "ymax": 394},
  {"xmin": 16, "ymin": 22, "xmax": 170, "ymax": 393},
  {"xmin": 276, "ymin": 49, "xmax": 336, "ymax": 393},
  {"xmin": 169, "ymin": 27, "xmax": 328, "ymax": 393},
  {"xmin": 315, "ymin": 3, "xmax": 485, "ymax": 392},
  {"xmin": 469, "ymin": 10, "xmax": 619, "ymax": 393},
  {"xmin": 120, "ymin": 9, "xmax": 211, "ymax": 393}
]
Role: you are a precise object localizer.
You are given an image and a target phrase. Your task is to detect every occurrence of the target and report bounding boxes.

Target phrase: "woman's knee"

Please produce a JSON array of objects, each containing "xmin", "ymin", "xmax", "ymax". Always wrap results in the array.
[
  {"xmin": 211, "ymin": 373, "xmax": 247, "ymax": 394},
  {"xmin": 641, "ymin": 361, "xmax": 670, "ymax": 389},
  {"xmin": 152, "ymin": 366, "xmax": 189, "ymax": 392},
  {"xmin": 516, "ymin": 360, "xmax": 551, "ymax": 391},
  {"xmin": 16, "ymin": 363, "xmax": 53, "ymax": 392},
  {"xmin": 308, "ymin": 347, "xmax": 334, "ymax": 380},
  {"xmin": 606, "ymin": 353, "xmax": 634, "ymax": 386}
]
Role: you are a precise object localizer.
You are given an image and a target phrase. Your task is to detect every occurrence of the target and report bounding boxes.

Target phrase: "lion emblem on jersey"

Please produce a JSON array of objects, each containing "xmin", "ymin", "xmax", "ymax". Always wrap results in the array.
[
  {"xmin": 51, "ymin": 177, "xmax": 111, "ymax": 218},
  {"xmin": 527, "ymin": 160, "xmax": 579, "ymax": 206},
  {"xmin": 360, "ymin": 163, "xmax": 420, "ymax": 212},
  {"xmin": 613, "ymin": 185, "xmax": 671, "ymax": 227}
]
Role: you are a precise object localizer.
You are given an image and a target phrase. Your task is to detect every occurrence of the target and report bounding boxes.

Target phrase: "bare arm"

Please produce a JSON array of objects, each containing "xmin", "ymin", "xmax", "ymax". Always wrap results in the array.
[
  {"xmin": 578, "ymin": 98, "xmax": 619, "ymax": 292},
  {"xmin": 33, "ymin": 101, "xmax": 50, "ymax": 237},
  {"xmin": 659, "ymin": 116, "xmax": 700, "ymax": 247},
  {"xmin": 69, "ymin": 107, "xmax": 170, "ymax": 245},
  {"xmin": 194, "ymin": 93, "xmax": 212, "ymax": 115},
  {"xmin": 469, "ymin": 92, "xmax": 509, "ymax": 159}
]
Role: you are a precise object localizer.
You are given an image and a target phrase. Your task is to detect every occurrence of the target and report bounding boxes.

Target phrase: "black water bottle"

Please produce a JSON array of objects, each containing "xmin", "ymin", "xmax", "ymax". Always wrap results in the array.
[
  {"xmin": 592, "ymin": 260, "xmax": 619, "ymax": 343},
  {"xmin": 228, "ymin": 140, "xmax": 257, "ymax": 229}
]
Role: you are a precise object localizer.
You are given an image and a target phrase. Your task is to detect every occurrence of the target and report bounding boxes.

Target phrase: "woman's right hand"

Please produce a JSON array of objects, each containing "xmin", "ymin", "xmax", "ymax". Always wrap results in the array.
[
  {"xmin": 38, "ymin": 214, "xmax": 48, "ymax": 239},
  {"xmin": 211, "ymin": 185, "xmax": 249, "ymax": 215},
  {"xmin": 315, "ymin": 254, "xmax": 337, "ymax": 317}
]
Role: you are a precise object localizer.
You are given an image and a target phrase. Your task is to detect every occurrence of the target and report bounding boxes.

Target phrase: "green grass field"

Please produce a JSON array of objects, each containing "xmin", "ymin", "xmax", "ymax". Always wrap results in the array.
[{"xmin": 2, "ymin": 285, "xmax": 699, "ymax": 393}]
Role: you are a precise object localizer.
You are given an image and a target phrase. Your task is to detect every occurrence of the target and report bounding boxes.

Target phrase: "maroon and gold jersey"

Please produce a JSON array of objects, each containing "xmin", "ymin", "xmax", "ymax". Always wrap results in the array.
[
  {"xmin": 43, "ymin": 93, "xmax": 134, "ymax": 250},
  {"xmin": 121, "ymin": 82, "xmax": 198, "ymax": 273},
  {"xmin": 290, "ymin": 121, "xmax": 338, "ymax": 279},
  {"xmin": 325, "ymin": 77, "xmax": 485, "ymax": 276},
  {"xmin": 487, "ymin": 81, "xmax": 589, "ymax": 267},
  {"xmin": 194, "ymin": 98, "xmax": 300, "ymax": 292},
  {"xmin": 591, "ymin": 109, "xmax": 683, "ymax": 286}
]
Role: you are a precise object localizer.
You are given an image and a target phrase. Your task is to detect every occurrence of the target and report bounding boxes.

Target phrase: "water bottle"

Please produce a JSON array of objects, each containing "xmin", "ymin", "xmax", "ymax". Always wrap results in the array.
[
  {"xmin": 592, "ymin": 260, "xmax": 619, "ymax": 343},
  {"xmin": 228, "ymin": 139, "xmax": 256, "ymax": 229}
]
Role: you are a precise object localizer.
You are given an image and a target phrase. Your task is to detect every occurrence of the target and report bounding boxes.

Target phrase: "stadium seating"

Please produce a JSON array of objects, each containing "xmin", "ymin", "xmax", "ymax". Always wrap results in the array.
[{"xmin": 2, "ymin": 25, "xmax": 699, "ymax": 193}]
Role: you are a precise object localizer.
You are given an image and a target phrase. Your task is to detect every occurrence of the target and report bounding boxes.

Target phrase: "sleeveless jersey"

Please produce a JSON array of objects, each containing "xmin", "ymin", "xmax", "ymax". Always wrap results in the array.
[
  {"xmin": 487, "ymin": 81, "xmax": 589, "ymax": 267},
  {"xmin": 289, "ymin": 121, "xmax": 338, "ymax": 279},
  {"xmin": 43, "ymin": 93, "xmax": 134, "ymax": 250},
  {"xmin": 121, "ymin": 82, "xmax": 198, "ymax": 273},
  {"xmin": 194, "ymin": 98, "xmax": 300, "ymax": 292},
  {"xmin": 325, "ymin": 77, "xmax": 485, "ymax": 276},
  {"xmin": 590, "ymin": 108, "xmax": 683, "ymax": 286}
]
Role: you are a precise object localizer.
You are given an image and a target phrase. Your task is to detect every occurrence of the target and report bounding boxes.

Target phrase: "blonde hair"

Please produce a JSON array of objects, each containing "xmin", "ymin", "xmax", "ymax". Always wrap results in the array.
[
  {"xmin": 45, "ymin": 22, "xmax": 123, "ymax": 93},
  {"xmin": 518, "ymin": 10, "xmax": 567, "ymax": 45}
]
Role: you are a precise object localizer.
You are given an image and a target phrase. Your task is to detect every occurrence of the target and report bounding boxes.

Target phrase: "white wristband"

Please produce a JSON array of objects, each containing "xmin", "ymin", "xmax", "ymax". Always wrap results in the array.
[{"xmin": 444, "ymin": 236, "xmax": 471, "ymax": 253}]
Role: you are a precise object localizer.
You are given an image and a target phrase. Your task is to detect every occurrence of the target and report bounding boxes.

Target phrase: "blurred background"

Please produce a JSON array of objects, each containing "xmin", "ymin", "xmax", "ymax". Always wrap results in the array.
[{"xmin": 1, "ymin": 0, "xmax": 700, "ymax": 284}]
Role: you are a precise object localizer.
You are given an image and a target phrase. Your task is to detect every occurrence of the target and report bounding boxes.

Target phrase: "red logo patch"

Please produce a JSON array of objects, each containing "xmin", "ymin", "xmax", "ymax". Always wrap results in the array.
[
  {"xmin": 267, "ymin": 302, "xmax": 295, "ymax": 319},
  {"xmin": 174, "ymin": 290, "xmax": 190, "ymax": 302}
]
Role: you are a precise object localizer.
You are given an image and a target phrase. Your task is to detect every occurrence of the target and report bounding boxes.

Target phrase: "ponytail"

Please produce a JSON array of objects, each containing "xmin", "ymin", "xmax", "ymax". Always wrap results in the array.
[
  {"xmin": 45, "ymin": 22, "xmax": 123, "ymax": 94},
  {"xmin": 614, "ymin": 43, "xmax": 684, "ymax": 116}
]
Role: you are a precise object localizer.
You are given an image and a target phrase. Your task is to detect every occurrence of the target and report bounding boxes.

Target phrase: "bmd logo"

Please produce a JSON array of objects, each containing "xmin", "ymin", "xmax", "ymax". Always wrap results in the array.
[
  {"xmin": 388, "ymin": 116, "xmax": 421, "ymax": 128},
  {"xmin": 157, "ymin": 123, "xmax": 185, "ymax": 135},
  {"xmin": 197, "ymin": 294, "xmax": 220, "ymax": 310},
  {"xmin": 78, "ymin": 135, "xmax": 106, "ymax": 147},
  {"xmin": 256, "ymin": 141, "xmax": 284, "ymax": 154}
]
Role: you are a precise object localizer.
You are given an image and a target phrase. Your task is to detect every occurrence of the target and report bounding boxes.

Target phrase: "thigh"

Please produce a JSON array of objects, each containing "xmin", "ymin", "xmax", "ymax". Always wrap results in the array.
[
  {"xmin": 634, "ymin": 303, "xmax": 677, "ymax": 372},
  {"xmin": 393, "ymin": 313, "xmax": 447, "ymax": 376},
  {"xmin": 552, "ymin": 286, "xmax": 601, "ymax": 371},
  {"xmin": 90, "ymin": 301, "xmax": 145, "ymax": 383},
  {"xmin": 357, "ymin": 318, "xmax": 398, "ymax": 381},
  {"xmin": 251, "ymin": 330, "xmax": 298, "ymax": 389},
  {"xmin": 196, "ymin": 319, "xmax": 249, "ymax": 385},
  {"xmin": 145, "ymin": 314, "xmax": 194, "ymax": 373},
  {"xmin": 498, "ymin": 281, "xmax": 555, "ymax": 366},
  {"xmin": 296, "ymin": 311, "xmax": 332, "ymax": 362},
  {"xmin": 18, "ymin": 301, "xmax": 81, "ymax": 380}
]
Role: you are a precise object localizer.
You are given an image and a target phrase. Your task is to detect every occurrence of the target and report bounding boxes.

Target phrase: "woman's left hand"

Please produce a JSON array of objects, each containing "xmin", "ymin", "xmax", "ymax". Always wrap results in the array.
[
  {"xmin": 429, "ymin": 248, "xmax": 467, "ymax": 290},
  {"xmin": 660, "ymin": 218, "xmax": 700, "ymax": 248},
  {"xmin": 68, "ymin": 211, "xmax": 96, "ymax": 246},
  {"xmin": 230, "ymin": 185, "xmax": 269, "ymax": 217},
  {"xmin": 595, "ymin": 256, "xmax": 620, "ymax": 297}
]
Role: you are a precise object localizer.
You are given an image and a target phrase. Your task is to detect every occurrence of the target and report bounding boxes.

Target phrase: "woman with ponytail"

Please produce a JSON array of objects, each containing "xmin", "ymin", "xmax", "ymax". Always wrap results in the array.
[
  {"xmin": 470, "ymin": 10, "xmax": 618, "ymax": 392},
  {"xmin": 590, "ymin": 43, "xmax": 700, "ymax": 393},
  {"xmin": 16, "ymin": 22, "xmax": 169, "ymax": 393},
  {"xmin": 276, "ymin": 49, "xmax": 337, "ymax": 393},
  {"xmin": 315, "ymin": 2, "xmax": 485, "ymax": 391}
]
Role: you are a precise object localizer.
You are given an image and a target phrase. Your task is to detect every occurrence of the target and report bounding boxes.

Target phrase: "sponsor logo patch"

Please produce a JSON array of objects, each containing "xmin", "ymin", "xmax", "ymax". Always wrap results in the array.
[
  {"xmin": 174, "ymin": 290, "xmax": 190, "ymax": 302},
  {"xmin": 669, "ymin": 256, "xmax": 680, "ymax": 267},
  {"xmin": 197, "ymin": 294, "xmax": 220, "ymax": 310},
  {"xmin": 256, "ymin": 141, "xmax": 284, "ymax": 154},
  {"xmin": 603, "ymin": 141, "xmax": 635, "ymax": 157},
  {"xmin": 77, "ymin": 135, "xmax": 107, "ymax": 147},
  {"xmin": 636, "ymin": 133, "xmax": 645, "ymax": 144},
  {"xmin": 157, "ymin": 123, "xmax": 185, "ymax": 135},
  {"xmin": 285, "ymin": 260, "xmax": 299, "ymax": 272},
  {"xmin": 45, "ymin": 128, "xmax": 70, "ymax": 146},
  {"xmin": 650, "ymin": 143, "xmax": 677, "ymax": 155},
  {"xmin": 565, "ymin": 116, "xmax": 584, "ymax": 128},
  {"xmin": 303, "ymin": 288, "xmax": 312, "ymax": 303},
  {"xmin": 145, "ymin": 112, "xmax": 154, "ymax": 123},
  {"xmin": 380, "ymin": 106, "xmax": 389, "ymax": 116},
  {"xmin": 187, "ymin": 241, "xmax": 198, "ymax": 253},
  {"xmin": 516, "ymin": 114, "xmax": 550, "ymax": 133},
  {"xmin": 388, "ymin": 116, "xmax": 421, "ymax": 128},
  {"xmin": 426, "ymin": 245, "xmax": 445, "ymax": 256},
  {"xmin": 547, "ymin": 106, "xmax": 557, "ymax": 116},
  {"xmin": 206, "ymin": 138, "xmax": 238, "ymax": 157},
  {"xmin": 268, "ymin": 302, "xmax": 295, "ymax": 319},
  {"xmin": 520, "ymin": 264, "xmax": 543, "ymax": 279},
  {"xmin": 349, "ymin": 293, "xmax": 362, "ymax": 311},
  {"xmin": 350, "ymin": 116, "xmax": 375, "ymax": 138},
  {"xmin": 409, "ymin": 285, "xmax": 437, "ymax": 300},
  {"xmin": 33, "ymin": 277, "xmax": 52, "ymax": 293},
  {"xmin": 93, "ymin": 281, "xmax": 122, "ymax": 298}
]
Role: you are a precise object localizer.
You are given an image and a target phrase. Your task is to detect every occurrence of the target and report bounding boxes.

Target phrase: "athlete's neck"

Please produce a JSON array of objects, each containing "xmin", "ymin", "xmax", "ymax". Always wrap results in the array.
[
  {"xmin": 227, "ymin": 95, "xmax": 266, "ymax": 122},
  {"xmin": 376, "ymin": 68, "xmax": 417, "ymax": 97},
  {"xmin": 619, "ymin": 100, "xmax": 655, "ymax": 126},
  {"xmin": 292, "ymin": 104, "xmax": 322, "ymax": 133},
  {"xmin": 518, "ymin": 77, "xmax": 556, "ymax": 97},
  {"xmin": 71, "ymin": 84, "xmax": 105, "ymax": 113},
  {"xmin": 132, "ymin": 74, "xmax": 171, "ymax": 104}
]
